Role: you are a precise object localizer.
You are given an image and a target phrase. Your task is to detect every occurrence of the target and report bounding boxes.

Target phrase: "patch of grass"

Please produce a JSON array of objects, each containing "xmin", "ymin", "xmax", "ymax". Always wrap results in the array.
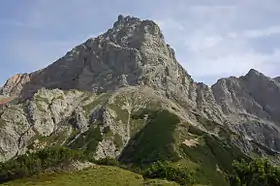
[
  {"xmin": 37, "ymin": 127, "xmax": 70, "ymax": 146},
  {"xmin": 108, "ymin": 104, "xmax": 129, "ymax": 124},
  {"xmin": 34, "ymin": 96, "xmax": 49, "ymax": 111},
  {"xmin": 3, "ymin": 165, "xmax": 179, "ymax": 186},
  {"xmin": 107, "ymin": 95, "xmax": 132, "ymax": 124},
  {"xmin": 69, "ymin": 125, "xmax": 102, "ymax": 155},
  {"xmin": 194, "ymin": 114, "xmax": 232, "ymax": 139},
  {"xmin": 120, "ymin": 109, "xmax": 180, "ymax": 166},
  {"xmin": 82, "ymin": 93, "xmax": 110, "ymax": 116},
  {"xmin": 114, "ymin": 133, "xmax": 123, "ymax": 149},
  {"xmin": 130, "ymin": 119, "xmax": 146, "ymax": 136},
  {"xmin": 180, "ymin": 125, "xmax": 248, "ymax": 186},
  {"xmin": 103, "ymin": 126, "xmax": 113, "ymax": 138},
  {"xmin": 27, "ymin": 127, "xmax": 71, "ymax": 151}
]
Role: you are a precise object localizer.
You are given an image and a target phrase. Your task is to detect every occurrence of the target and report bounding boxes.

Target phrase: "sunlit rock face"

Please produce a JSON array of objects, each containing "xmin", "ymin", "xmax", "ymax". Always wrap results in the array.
[{"xmin": 0, "ymin": 15, "xmax": 280, "ymax": 163}]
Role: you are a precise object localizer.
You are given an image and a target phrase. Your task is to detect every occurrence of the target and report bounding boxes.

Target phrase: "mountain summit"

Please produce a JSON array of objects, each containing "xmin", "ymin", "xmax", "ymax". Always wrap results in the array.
[
  {"xmin": 0, "ymin": 15, "xmax": 280, "ymax": 185},
  {"xmin": 0, "ymin": 15, "xmax": 190, "ymax": 100}
]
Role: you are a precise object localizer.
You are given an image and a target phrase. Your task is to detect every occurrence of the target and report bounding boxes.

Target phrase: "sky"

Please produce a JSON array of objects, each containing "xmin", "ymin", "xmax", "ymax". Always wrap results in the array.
[{"xmin": 0, "ymin": 0, "xmax": 280, "ymax": 85}]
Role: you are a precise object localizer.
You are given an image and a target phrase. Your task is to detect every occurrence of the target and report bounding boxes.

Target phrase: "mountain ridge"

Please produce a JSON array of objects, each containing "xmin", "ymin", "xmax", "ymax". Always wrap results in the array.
[{"xmin": 0, "ymin": 14, "xmax": 280, "ymax": 185}]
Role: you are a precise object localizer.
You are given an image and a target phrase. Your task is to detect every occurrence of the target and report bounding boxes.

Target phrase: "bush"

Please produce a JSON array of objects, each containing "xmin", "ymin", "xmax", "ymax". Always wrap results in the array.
[
  {"xmin": 229, "ymin": 158, "xmax": 280, "ymax": 186},
  {"xmin": 94, "ymin": 157, "xmax": 120, "ymax": 166},
  {"xmin": 0, "ymin": 147, "xmax": 85, "ymax": 183},
  {"xmin": 143, "ymin": 160, "xmax": 195, "ymax": 185}
]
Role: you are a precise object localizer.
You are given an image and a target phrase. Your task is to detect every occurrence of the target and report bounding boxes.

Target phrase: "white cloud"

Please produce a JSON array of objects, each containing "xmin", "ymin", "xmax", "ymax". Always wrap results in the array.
[
  {"xmin": 152, "ymin": 0, "xmax": 280, "ymax": 84},
  {"xmin": 185, "ymin": 35, "xmax": 223, "ymax": 52},
  {"xmin": 2, "ymin": 0, "xmax": 280, "ymax": 86},
  {"xmin": 243, "ymin": 26, "xmax": 280, "ymax": 38}
]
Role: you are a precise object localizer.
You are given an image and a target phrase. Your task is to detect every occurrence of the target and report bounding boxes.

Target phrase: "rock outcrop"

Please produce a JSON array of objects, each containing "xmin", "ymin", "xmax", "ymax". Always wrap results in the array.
[{"xmin": 0, "ymin": 15, "xmax": 280, "ymax": 163}]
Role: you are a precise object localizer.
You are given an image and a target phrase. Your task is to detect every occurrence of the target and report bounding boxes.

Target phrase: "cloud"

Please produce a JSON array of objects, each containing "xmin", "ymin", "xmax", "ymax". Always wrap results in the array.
[
  {"xmin": 243, "ymin": 26, "xmax": 280, "ymax": 38},
  {"xmin": 1, "ymin": 0, "xmax": 280, "ymax": 86},
  {"xmin": 152, "ymin": 0, "xmax": 280, "ymax": 84}
]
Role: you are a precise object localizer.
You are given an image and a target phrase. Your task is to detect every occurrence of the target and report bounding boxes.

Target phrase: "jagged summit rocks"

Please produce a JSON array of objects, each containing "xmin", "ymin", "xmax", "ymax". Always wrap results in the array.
[
  {"xmin": 0, "ymin": 15, "xmax": 280, "ymax": 164},
  {"xmin": 0, "ymin": 15, "xmax": 190, "ymax": 101}
]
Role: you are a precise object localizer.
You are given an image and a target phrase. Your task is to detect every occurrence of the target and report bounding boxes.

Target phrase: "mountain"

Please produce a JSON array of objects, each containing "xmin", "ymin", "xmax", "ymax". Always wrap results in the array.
[
  {"xmin": 0, "ymin": 15, "xmax": 280, "ymax": 185},
  {"xmin": 275, "ymin": 76, "xmax": 280, "ymax": 83}
]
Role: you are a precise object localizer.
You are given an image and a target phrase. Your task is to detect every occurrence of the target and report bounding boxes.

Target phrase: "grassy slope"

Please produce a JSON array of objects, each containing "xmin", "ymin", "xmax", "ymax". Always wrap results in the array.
[
  {"xmin": 180, "ymin": 125, "xmax": 247, "ymax": 186},
  {"xmin": 120, "ymin": 110, "xmax": 180, "ymax": 165},
  {"xmin": 3, "ymin": 165, "xmax": 178, "ymax": 186},
  {"xmin": 120, "ymin": 109, "xmax": 248, "ymax": 186}
]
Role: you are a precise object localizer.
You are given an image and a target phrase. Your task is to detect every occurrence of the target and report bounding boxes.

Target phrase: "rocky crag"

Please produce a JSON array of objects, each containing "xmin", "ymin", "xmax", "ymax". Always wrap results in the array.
[{"xmin": 0, "ymin": 15, "xmax": 280, "ymax": 184}]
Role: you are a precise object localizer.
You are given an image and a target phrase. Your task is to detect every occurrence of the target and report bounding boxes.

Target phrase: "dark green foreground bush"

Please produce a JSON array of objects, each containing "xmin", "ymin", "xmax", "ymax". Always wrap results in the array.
[
  {"xmin": 229, "ymin": 158, "xmax": 280, "ymax": 186},
  {"xmin": 143, "ymin": 161, "xmax": 195, "ymax": 185},
  {"xmin": 0, "ymin": 147, "xmax": 84, "ymax": 183}
]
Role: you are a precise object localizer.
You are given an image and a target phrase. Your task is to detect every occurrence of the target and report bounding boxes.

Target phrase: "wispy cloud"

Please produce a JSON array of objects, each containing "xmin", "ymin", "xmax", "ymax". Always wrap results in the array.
[
  {"xmin": 243, "ymin": 26, "xmax": 280, "ymax": 38},
  {"xmin": 152, "ymin": 0, "xmax": 280, "ymax": 84},
  {"xmin": 0, "ymin": 0, "xmax": 280, "ymax": 85}
]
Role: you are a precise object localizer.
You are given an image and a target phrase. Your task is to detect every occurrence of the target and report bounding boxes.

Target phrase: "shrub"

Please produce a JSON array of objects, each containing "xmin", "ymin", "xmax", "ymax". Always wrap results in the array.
[
  {"xmin": 0, "ymin": 146, "xmax": 84, "ymax": 183},
  {"xmin": 94, "ymin": 157, "xmax": 120, "ymax": 166},
  {"xmin": 229, "ymin": 158, "xmax": 280, "ymax": 186},
  {"xmin": 143, "ymin": 160, "xmax": 195, "ymax": 185}
]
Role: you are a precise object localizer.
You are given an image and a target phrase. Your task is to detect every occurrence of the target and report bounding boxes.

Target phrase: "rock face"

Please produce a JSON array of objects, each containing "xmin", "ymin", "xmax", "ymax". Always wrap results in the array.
[
  {"xmin": 211, "ymin": 69, "xmax": 280, "ymax": 155},
  {"xmin": 274, "ymin": 76, "xmax": 280, "ymax": 83},
  {"xmin": 0, "ymin": 73, "xmax": 31, "ymax": 96},
  {"xmin": 0, "ymin": 15, "xmax": 280, "ymax": 163}
]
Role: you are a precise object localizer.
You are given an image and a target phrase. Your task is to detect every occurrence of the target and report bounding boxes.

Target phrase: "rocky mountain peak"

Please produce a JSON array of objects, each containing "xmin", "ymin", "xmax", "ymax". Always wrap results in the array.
[
  {"xmin": 244, "ymin": 68, "xmax": 263, "ymax": 78},
  {"xmin": 113, "ymin": 15, "xmax": 141, "ymax": 28},
  {"xmin": 0, "ymin": 15, "xmax": 188, "ymax": 99},
  {"xmin": 102, "ymin": 15, "xmax": 164, "ymax": 50},
  {"xmin": 1, "ymin": 14, "xmax": 280, "ymax": 172}
]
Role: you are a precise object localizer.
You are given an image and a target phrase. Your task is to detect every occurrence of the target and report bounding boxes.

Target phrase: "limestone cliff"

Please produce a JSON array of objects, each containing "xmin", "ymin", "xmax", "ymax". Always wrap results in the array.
[{"xmin": 0, "ymin": 15, "xmax": 280, "ymax": 164}]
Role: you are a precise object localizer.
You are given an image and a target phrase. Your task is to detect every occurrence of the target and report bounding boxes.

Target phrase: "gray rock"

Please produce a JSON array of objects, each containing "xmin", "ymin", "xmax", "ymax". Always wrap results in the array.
[{"xmin": 0, "ymin": 15, "xmax": 280, "ymax": 162}]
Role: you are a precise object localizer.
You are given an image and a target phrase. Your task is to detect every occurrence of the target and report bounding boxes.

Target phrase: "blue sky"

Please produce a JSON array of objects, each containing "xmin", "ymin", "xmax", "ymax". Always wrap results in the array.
[{"xmin": 1, "ymin": 0, "xmax": 280, "ymax": 85}]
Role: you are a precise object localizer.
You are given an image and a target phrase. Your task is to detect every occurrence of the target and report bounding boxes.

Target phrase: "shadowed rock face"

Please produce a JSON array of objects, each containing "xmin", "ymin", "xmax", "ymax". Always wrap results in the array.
[
  {"xmin": 274, "ymin": 76, "xmax": 280, "ymax": 83},
  {"xmin": 0, "ymin": 15, "xmax": 280, "ymax": 163}
]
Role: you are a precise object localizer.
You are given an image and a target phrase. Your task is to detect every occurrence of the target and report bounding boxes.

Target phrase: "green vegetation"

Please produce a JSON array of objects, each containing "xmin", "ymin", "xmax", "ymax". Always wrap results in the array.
[
  {"xmin": 114, "ymin": 133, "xmax": 123, "ymax": 149},
  {"xmin": 0, "ymin": 147, "xmax": 84, "ymax": 184},
  {"xmin": 29, "ymin": 127, "xmax": 70, "ymax": 150},
  {"xmin": 68, "ymin": 125, "xmax": 102, "ymax": 155},
  {"xmin": 108, "ymin": 104, "xmax": 129, "ymax": 124},
  {"xmin": 94, "ymin": 157, "xmax": 120, "ymax": 166},
  {"xmin": 34, "ymin": 95, "xmax": 49, "ymax": 104},
  {"xmin": 143, "ymin": 160, "xmax": 195, "ymax": 185},
  {"xmin": 1, "ymin": 105, "xmax": 268, "ymax": 186},
  {"xmin": 3, "ymin": 165, "xmax": 178, "ymax": 186},
  {"xmin": 180, "ymin": 125, "xmax": 248, "ymax": 186},
  {"xmin": 229, "ymin": 158, "xmax": 280, "ymax": 186},
  {"xmin": 194, "ymin": 113, "xmax": 233, "ymax": 139},
  {"xmin": 82, "ymin": 93, "xmax": 110, "ymax": 116},
  {"xmin": 120, "ymin": 109, "xmax": 180, "ymax": 166},
  {"xmin": 120, "ymin": 109, "xmax": 250, "ymax": 185}
]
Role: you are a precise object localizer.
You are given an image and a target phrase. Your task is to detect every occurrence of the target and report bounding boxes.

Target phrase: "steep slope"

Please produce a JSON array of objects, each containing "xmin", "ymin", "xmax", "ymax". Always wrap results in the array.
[
  {"xmin": 0, "ymin": 14, "xmax": 280, "ymax": 185},
  {"xmin": 0, "ymin": 86, "xmax": 188, "ymax": 162},
  {"xmin": 212, "ymin": 69, "xmax": 280, "ymax": 155},
  {"xmin": 0, "ymin": 15, "xmax": 223, "ymax": 123}
]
